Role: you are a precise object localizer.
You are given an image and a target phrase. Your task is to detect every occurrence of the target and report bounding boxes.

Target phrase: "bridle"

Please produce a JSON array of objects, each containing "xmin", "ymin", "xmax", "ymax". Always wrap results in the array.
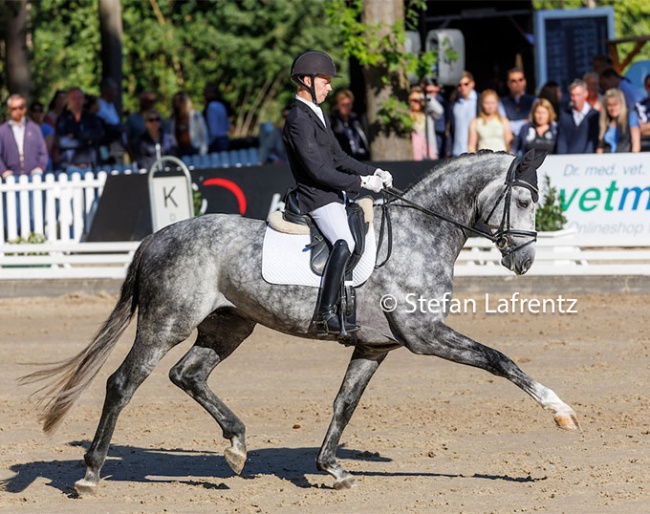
[{"xmin": 375, "ymin": 158, "xmax": 538, "ymax": 268}]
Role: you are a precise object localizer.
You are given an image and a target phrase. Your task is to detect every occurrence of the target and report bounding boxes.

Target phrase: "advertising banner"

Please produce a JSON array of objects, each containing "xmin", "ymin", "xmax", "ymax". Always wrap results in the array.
[{"xmin": 539, "ymin": 154, "xmax": 650, "ymax": 242}]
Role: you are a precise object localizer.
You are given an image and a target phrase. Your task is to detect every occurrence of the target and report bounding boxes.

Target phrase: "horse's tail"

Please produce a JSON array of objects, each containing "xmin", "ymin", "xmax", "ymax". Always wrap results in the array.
[{"xmin": 19, "ymin": 235, "xmax": 153, "ymax": 434}]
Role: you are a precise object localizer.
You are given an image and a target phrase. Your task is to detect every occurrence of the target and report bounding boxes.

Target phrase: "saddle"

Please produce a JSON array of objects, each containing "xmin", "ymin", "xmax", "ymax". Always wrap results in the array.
[{"xmin": 267, "ymin": 190, "xmax": 373, "ymax": 275}]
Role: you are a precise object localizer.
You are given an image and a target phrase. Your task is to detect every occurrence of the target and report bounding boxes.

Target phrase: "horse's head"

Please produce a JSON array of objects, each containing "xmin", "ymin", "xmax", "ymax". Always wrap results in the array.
[{"xmin": 475, "ymin": 150, "xmax": 544, "ymax": 275}]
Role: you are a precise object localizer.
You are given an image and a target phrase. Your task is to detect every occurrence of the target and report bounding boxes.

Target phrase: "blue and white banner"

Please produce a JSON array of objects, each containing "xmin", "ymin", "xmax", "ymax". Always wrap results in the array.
[{"xmin": 539, "ymin": 154, "xmax": 650, "ymax": 242}]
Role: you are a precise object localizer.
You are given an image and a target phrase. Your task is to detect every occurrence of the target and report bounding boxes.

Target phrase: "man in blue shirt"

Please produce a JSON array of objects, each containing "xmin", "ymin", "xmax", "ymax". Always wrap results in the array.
[
  {"xmin": 203, "ymin": 82, "xmax": 231, "ymax": 153},
  {"xmin": 450, "ymin": 71, "xmax": 478, "ymax": 157},
  {"xmin": 599, "ymin": 68, "xmax": 647, "ymax": 109},
  {"xmin": 499, "ymin": 66, "xmax": 536, "ymax": 150}
]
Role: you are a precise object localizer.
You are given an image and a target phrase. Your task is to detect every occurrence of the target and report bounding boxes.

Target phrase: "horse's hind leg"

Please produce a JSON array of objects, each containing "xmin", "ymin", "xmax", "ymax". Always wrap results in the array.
[
  {"xmin": 169, "ymin": 311, "xmax": 256, "ymax": 475},
  {"xmin": 317, "ymin": 346, "xmax": 389, "ymax": 489},
  {"xmin": 76, "ymin": 330, "xmax": 186, "ymax": 494}
]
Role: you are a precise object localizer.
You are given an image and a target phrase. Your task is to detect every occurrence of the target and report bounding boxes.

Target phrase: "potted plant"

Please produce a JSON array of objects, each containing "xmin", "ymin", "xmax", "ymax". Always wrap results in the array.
[{"xmin": 536, "ymin": 175, "xmax": 567, "ymax": 234}]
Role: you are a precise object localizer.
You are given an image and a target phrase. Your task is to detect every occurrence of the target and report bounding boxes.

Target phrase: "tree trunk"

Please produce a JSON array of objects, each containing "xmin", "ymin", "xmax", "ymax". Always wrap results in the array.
[
  {"xmin": 362, "ymin": 0, "xmax": 412, "ymax": 161},
  {"xmin": 4, "ymin": 0, "xmax": 31, "ymax": 100},
  {"xmin": 98, "ymin": 0, "xmax": 123, "ymax": 117}
]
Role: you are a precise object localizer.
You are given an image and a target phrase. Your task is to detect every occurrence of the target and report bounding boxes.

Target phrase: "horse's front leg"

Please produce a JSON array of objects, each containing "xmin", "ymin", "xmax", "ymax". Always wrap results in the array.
[
  {"xmin": 317, "ymin": 346, "xmax": 389, "ymax": 489},
  {"xmin": 402, "ymin": 320, "xmax": 580, "ymax": 430}
]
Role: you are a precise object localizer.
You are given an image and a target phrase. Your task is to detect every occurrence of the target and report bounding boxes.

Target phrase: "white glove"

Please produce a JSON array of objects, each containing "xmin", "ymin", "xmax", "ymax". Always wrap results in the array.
[
  {"xmin": 374, "ymin": 168, "xmax": 393, "ymax": 188},
  {"xmin": 360, "ymin": 174, "xmax": 384, "ymax": 193}
]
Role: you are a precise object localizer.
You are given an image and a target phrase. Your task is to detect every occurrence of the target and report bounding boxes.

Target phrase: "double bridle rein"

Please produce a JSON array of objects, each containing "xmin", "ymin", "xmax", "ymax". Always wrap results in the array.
[{"xmin": 375, "ymin": 159, "xmax": 538, "ymax": 268}]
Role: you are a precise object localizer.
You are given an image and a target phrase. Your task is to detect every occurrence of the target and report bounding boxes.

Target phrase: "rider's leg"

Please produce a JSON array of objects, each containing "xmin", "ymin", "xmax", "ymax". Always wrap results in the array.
[{"xmin": 309, "ymin": 202, "xmax": 358, "ymax": 336}]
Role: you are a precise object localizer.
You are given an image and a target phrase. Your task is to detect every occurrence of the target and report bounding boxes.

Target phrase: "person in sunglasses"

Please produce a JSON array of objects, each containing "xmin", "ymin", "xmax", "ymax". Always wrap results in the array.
[
  {"xmin": 498, "ymin": 66, "xmax": 536, "ymax": 150},
  {"xmin": 0, "ymin": 94, "xmax": 48, "ymax": 179},
  {"xmin": 131, "ymin": 109, "xmax": 173, "ymax": 171},
  {"xmin": 449, "ymin": 70, "xmax": 479, "ymax": 157}
]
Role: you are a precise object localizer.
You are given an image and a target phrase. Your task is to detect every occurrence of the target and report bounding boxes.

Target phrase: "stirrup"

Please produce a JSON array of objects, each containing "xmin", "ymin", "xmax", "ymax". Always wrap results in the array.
[{"xmin": 316, "ymin": 310, "xmax": 359, "ymax": 337}]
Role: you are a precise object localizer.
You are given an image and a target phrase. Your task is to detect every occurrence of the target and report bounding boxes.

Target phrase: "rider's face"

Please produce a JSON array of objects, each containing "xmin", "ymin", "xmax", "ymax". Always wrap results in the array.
[{"xmin": 312, "ymin": 75, "xmax": 332, "ymax": 104}]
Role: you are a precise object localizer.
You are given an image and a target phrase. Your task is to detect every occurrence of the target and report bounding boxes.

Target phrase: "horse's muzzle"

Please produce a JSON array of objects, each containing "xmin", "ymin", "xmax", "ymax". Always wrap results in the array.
[{"xmin": 501, "ymin": 242, "xmax": 536, "ymax": 275}]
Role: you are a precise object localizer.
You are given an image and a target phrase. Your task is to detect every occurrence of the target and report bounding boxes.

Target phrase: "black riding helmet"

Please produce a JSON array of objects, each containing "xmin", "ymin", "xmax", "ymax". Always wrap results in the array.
[{"xmin": 290, "ymin": 50, "xmax": 339, "ymax": 104}]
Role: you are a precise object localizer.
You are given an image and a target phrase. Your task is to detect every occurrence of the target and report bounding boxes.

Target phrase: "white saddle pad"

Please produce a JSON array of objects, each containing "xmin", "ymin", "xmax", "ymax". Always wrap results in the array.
[{"xmin": 262, "ymin": 224, "xmax": 377, "ymax": 288}]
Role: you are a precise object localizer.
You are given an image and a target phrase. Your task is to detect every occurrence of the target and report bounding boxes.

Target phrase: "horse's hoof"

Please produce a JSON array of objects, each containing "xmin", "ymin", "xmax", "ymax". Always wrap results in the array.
[
  {"xmin": 74, "ymin": 478, "xmax": 98, "ymax": 495},
  {"xmin": 333, "ymin": 475, "xmax": 356, "ymax": 490},
  {"xmin": 554, "ymin": 412, "xmax": 581, "ymax": 431},
  {"xmin": 224, "ymin": 447, "xmax": 246, "ymax": 475}
]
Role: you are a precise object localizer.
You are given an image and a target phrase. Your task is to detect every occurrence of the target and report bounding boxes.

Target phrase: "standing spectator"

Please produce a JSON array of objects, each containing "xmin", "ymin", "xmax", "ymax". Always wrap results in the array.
[
  {"xmin": 55, "ymin": 87, "xmax": 106, "ymax": 173},
  {"xmin": 168, "ymin": 91, "xmax": 209, "ymax": 158},
  {"xmin": 468, "ymin": 89, "xmax": 512, "ymax": 153},
  {"xmin": 450, "ymin": 70, "xmax": 479, "ymax": 157},
  {"xmin": 635, "ymin": 73, "xmax": 650, "ymax": 152},
  {"xmin": 125, "ymin": 91, "xmax": 157, "ymax": 159},
  {"xmin": 44, "ymin": 89, "xmax": 67, "ymax": 128},
  {"xmin": 408, "ymin": 86, "xmax": 443, "ymax": 160},
  {"xmin": 537, "ymin": 81, "xmax": 563, "ymax": 120},
  {"xmin": 420, "ymin": 77, "xmax": 450, "ymax": 158},
  {"xmin": 513, "ymin": 98, "xmax": 558, "ymax": 157},
  {"xmin": 203, "ymin": 82, "xmax": 231, "ymax": 153},
  {"xmin": 96, "ymin": 77, "xmax": 125, "ymax": 165},
  {"xmin": 596, "ymin": 88, "xmax": 640, "ymax": 154},
  {"xmin": 0, "ymin": 94, "xmax": 48, "ymax": 178},
  {"xmin": 556, "ymin": 79, "xmax": 599, "ymax": 155},
  {"xmin": 599, "ymin": 68, "xmax": 647, "ymax": 110},
  {"xmin": 330, "ymin": 89, "xmax": 371, "ymax": 161},
  {"xmin": 28, "ymin": 101, "xmax": 56, "ymax": 172},
  {"xmin": 132, "ymin": 109, "xmax": 173, "ymax": 171},
  {"xmin": 498, "ymin": 66, "xmax": 536, "ymax": 145},
  {"xmin": 583, "ymin": 72, "xmax": 603, "ymax": 111}
]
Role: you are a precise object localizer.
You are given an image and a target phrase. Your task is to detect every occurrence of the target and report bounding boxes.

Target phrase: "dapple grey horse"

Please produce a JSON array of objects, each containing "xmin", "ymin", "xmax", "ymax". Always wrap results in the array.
[{"xmin": 22, "ymin": 150, "xmax": 580, "ymax": 493}]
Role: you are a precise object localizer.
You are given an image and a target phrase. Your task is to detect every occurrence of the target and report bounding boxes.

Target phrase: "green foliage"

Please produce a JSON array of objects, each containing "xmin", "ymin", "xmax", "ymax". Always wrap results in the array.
[{"xmin": 535, "ymin": 175, "xmax": 567, "ymax": 232}]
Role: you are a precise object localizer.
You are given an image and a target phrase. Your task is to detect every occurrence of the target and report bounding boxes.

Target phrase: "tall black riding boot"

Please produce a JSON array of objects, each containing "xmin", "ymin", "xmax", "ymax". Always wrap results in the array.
[{"xmin": 315, "ymin": 240, "xmax": 359, "ymax": 336}]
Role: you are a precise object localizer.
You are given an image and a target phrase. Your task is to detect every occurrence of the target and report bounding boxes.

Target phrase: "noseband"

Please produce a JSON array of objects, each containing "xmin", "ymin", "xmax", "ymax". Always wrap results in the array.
[{"xmin": 376, "ymin": 158, "xmax": 537, "ymax": 267}]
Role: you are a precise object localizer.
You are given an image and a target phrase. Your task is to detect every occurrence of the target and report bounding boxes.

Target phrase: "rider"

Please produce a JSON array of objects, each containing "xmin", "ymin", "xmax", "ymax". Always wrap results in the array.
[{"xmin": 282, "ymin": 50, "xmax": 393, "ymax": 338}]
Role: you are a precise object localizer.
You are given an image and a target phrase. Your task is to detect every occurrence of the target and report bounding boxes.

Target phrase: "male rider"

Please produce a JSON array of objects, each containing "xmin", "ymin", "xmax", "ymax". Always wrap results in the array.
[{"xmin": 282, "ymin": 50, "xmax": 393, "ymax": 339}]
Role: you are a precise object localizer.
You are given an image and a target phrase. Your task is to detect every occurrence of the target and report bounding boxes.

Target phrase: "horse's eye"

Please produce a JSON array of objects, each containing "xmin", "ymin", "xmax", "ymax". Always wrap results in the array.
[
  {"xmin": 517, "ymin": 198, "xmax": 530, "ymax": 209},
  {"xmin": 496, "ymin": 237, "xmax": 508, "ymax": 249}
]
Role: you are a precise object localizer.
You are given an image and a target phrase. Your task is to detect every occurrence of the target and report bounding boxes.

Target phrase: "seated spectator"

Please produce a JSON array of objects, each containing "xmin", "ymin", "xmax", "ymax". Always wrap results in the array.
[
  {"xmin": 596, "ymin": 88, "xmax": 640, "ymax": 153},
  {"xmin": 258, "ymin": 106, "xmax": 289, "ymax": 164},
  {"xmin": 513, "ymin": 98, "xmax": 557, "ymax": 157},
  {"xmin": 28, "ymin": 101, "xmax": 56, "ymax": 172},
  {"xmin": 44, "ymin": 89, "xmax": 67, "ymax": 129},
  {"xmin": 599, "ymin": 67, "xmax": 647, "ymax": 109},
  {"xmin": 96, "ymin": 77, "xmax": 126, "ymax": 165},
  {"xmin": 556, "ymin": 79, "xmax": 599, "ymax": 155},
  {"xmin": 498, "ymin": 66, "xmax": 536, "ymax": 146},
  {"xmin": 468, "ymin": 89, "xmax": 512, "ymax": 153},
  {"xmin": 583, "ymin": 72, "xmax": 603, "ymax": 111},
  {"xmin": 0, "ymin": 94, "xmax": 48, "ymax": 178},
  {"xmin": 330, "ymin": 89, "xmax": 371, "ymax": 161},
  {"xmin": 126, "ymin": 91, "xmax": 157, "ymax": 159},
  {"xmin": 635, "ymin": 73, "xmax": 650, "ymax": 152},
  {"xmin": 203, "ymin": 82, "xmax": 232, "ymax": 153},
  {"xmin": 168, "ymin": 91, "xmax": 208, "ymax": 158},
  {"xmin": 56, "ymin": 87, "xmax": 105, "ymax": 173},
  {"xmin": 132, "ymin": 109, "xmax": 173, "ymax": 171},
  {"xmin": 408, "ymin": 86, "xmax": 443, "ymax": 160}
]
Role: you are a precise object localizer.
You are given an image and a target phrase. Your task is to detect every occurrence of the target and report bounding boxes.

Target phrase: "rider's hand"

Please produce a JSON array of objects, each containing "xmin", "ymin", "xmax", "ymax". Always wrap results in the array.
[
  {"xmin": 374, "ymin": 168, "xmax": 393, "ymax": 189},
  {"xmin": 360, "ymin": 174, "xmax": 384, "ymax": 193}
]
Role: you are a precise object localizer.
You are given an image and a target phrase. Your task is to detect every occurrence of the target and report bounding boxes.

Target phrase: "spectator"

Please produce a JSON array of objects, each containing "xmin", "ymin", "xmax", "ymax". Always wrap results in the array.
[
  {"xmin": 44, "ymin": 89, "xmax": 67, "ymax": 129},
  {"xmin": 55, "ymin": 87, "xmax": 106, "ymax": 172},
  {"xmin": 537, "ymin": 81, "xmax": 563, "ymax": 120},
  {"xmin": 450, "ymin": 70, "xmax": 479, "ymax": 157},
  {"xmin": 168, "ymin": 91, "xmax": 209, "ymax": 158},
  {"xmin": 556, "ymin": 79, "xmax": 599, "ymax": 155},
  {"xmin": 258, "ymin": 106, "xmax": 289, "ymax": 164},
  {"xmin": 596, "ymin": 88, "xmax": 640, "ymax": 154},
  {"xmin": 420, "ymin": 76, "xmax": 450, "ymax": 158},
  {"xmin": 96, "ymin": 77, "xmax": 125, "ymax": 165},
  {"xmin": 0, "ymin": 94, "xmax": 48, "ymax": 178},
  {"xmin": 203, "ymin": 82, "xmax": 232, "ymax": 153},
  {"xmin": 498, "ymin": 66, "xmax": 536, "ymax": 145},
  {"xmin": 468, "ymin": 89, "xmax": 512, "ymax": 153},
  {"xmin": 132, "ymin": 109, "xmax": 173, "ymax": 171},
  {"xmin": 330, "ymin": 89, "xmax": 371, "ymax": 161},
  {"xmin": 583, "ymin": 72, "xmax": 603, "ymax": 111},
  {"xmin": 408, "ymin": 86, "xmax": 443, "ymax": 160},
  {"xmin": 599, "ymin": 68, "xmax": 647, "ymax": 110},
  {"xmin": 513, "ymin": 98, "xmax": 557, "ymax": 157},
  {"xmin": 635, "ymin": 73, "xmax": 650, "ymax": 152},
  {"xmin": 28, "ymin": 101, "xmax": 56, "ymax": 172},
  {"xmin": 125, "ymin": 91, "xmax": 157, "ymax": 159}
]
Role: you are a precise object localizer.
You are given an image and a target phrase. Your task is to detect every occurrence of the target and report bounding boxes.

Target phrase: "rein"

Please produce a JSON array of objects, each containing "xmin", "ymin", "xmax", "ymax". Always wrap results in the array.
[{"xmin": 374, "ymin": 160, "xmax": 537, "ymax": 268}]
